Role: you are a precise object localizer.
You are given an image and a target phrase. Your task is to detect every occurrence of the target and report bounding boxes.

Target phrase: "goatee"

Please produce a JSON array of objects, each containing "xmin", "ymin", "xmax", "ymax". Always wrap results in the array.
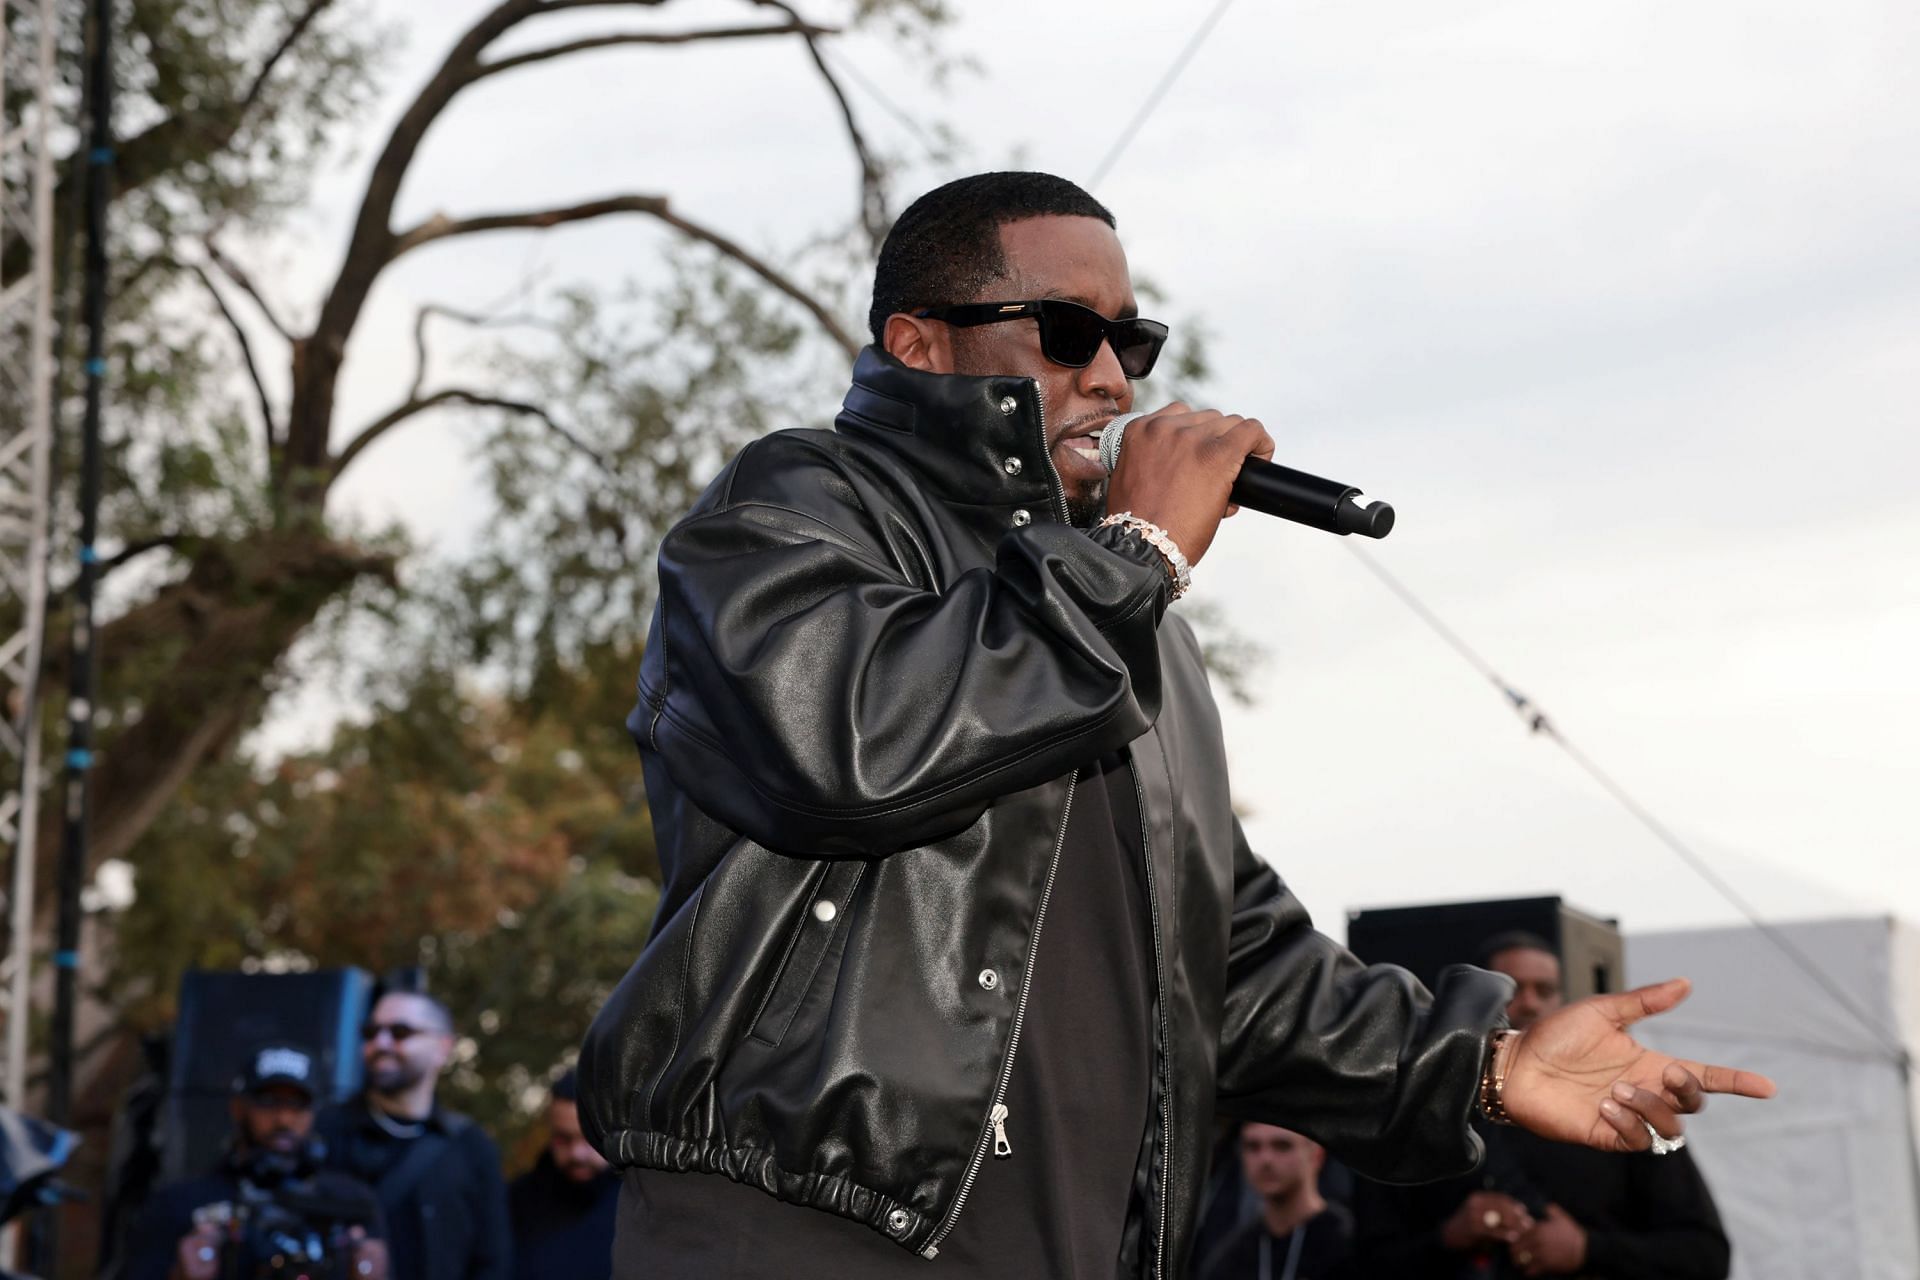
[{"xmin": 1065, "ymin": 480, "xmax": 1107, "ymax": 530}]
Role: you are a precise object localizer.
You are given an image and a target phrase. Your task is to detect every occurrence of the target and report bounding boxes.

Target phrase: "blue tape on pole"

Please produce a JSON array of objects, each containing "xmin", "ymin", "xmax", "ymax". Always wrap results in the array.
[
  {"xmin": 89, "ymin": 147, "xmax": 114, "ymax": 165},
  {"xmin": 79, "ymin": 545, "xmax": 99, "ymax": 565},
  {"xmin": 66, "ymin": 748, "xmax": 94, "ymax": 769},
  {"xmin": 85, "ymin": 357, "xmax": 106, "ymax": 376},
  {"xmin": 53, "ymin": 950, "xmax": 80, "ymax": 969}
]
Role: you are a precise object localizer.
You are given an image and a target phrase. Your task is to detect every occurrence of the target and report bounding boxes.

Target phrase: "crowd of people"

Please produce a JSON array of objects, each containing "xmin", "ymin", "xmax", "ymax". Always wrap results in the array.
[
  {"xmin": 115, "ymin": 936, "xmax": 1727, "ymax": 1279},
  {"xmin": 1191, "ymin": 936, "xmax": 1730, "ymax": 1279},
  {"xmin": 117, "ymin": 990, "xmax": 618, "ymax": 1280}
]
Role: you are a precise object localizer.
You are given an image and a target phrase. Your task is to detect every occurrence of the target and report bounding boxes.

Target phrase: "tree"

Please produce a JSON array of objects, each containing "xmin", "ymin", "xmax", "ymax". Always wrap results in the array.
[
  {"xmin": 7, "ymin": 8, "xmax": 1247, "ymax": 1271},
  {"xmin": 16, "ymin": 0, "xmax": 940, "ymax": 985},
  {"xmin": 70, "ymin": 0, "xmax": 942, "ymax": 895},
  {"xmin": 114, "ymin": 634, "xmax": 661, "ymax": 1149},
  {"xmin": 104, "ymin": 250, "xmax": 847, "ymax": 1151},
  {"xmin": 3, "ymin": 2, "xmax": 951, "ymax": 1271}
]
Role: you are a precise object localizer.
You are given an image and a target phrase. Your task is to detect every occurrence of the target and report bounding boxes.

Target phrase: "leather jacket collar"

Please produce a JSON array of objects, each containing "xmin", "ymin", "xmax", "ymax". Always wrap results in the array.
[{"xmin": 835, "ymin": 346, "xmax": 1070, "ymax": 539}]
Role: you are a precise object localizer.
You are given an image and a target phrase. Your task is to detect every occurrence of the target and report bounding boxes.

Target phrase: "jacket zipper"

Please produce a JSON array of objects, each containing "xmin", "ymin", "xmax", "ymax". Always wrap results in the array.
[
  {"xmin": 1130, "ymin": 758, "xmax": 1172, "ymax": 1280},
  {"xmin": 919, "ymin": 387, "xmax": 1073, "ymax": 1259},
  {"xmin": 919, "ymin": 774, "xmax": 1078, "ymax": 1259},
  {"xmin": 1030, "ymin": 384, "xmax": 1069, "ymax": 524}
]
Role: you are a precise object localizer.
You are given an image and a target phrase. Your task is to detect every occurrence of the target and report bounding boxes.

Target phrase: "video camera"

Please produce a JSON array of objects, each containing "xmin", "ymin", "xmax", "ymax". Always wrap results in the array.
[{"xmin": 190, "ymin": 1144, "xmax": 377, "ymax": 1280}]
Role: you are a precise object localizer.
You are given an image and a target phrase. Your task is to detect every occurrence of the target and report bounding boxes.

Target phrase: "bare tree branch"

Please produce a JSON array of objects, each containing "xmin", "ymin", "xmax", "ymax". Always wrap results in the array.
[
  {"xmin": 238, "ymin": 0, "xmax": 340, "ymax": 116},
  {"xmin": 393, "ymin": 194, "xmax": 860, "ymax": 356},
  {"xmin": 647, "ymin": 203, "xmax": 861, "ymax": 357},
  {"xmin": 290, "ymin": 0, "xmax": 674, "ymax": 488},
  {"xmin": 98, "ymin": 535, "xmax": 193, "ymax": 581},
  {"xmin": 467, "ymin": 21, "xmax": 835, "ymax": 84},
  {"xmin": 393, "ymin": 194, "xmax": 664, "ymax": 254},
  {"xmin": 752, "ymin": 0, "xmax": 889, "ymax": 249},
  {"xmin": 525, "ymin": 0, "xmax": 674, "ymax": 11},
  {"xmin": 286, "ymin": 0, "xmax": 544, "ymax": 487},
  {"xmin": 332, "ymin": 388, "xmax": 611, "ymax": 480},
  {"xmin": 186, "ymin": 263, "xmax": 281, "ymax": 455},
  {"xmin": 204, "ymin": 238, "xmax": 296, "ymax": 342},
  {"xmin": 408, "ymin": 303, "xmax": 559, "ymax": 401},
  {"xmin": 286, "ymin": 0, "xmax": 868, "ymax": 498}
]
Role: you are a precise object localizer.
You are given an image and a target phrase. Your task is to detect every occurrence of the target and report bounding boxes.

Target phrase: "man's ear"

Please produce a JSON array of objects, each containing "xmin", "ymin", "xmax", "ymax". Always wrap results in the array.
[{"xmin": 883, "ymin": 313, "xmax": 954, "ymax": 373}]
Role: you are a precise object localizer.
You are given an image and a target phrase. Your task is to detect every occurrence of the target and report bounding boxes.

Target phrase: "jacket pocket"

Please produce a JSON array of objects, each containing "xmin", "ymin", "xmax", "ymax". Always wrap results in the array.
[{"xmin": 747, "ymin": 859, "xmax": 866, "ymax": 1048}]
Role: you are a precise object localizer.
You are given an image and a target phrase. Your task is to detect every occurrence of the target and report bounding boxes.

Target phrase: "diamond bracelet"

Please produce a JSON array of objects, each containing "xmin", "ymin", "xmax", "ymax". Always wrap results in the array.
[{"xmin": 1097, "ymin": 512, "xmax": 1192, "ymax": 600}]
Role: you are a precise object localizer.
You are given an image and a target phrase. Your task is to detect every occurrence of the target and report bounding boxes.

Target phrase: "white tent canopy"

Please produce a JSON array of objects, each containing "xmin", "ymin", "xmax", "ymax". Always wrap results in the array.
[{"xmin": 1628, "ymin": 916, "xmax": 1920, "ymax": 1280}]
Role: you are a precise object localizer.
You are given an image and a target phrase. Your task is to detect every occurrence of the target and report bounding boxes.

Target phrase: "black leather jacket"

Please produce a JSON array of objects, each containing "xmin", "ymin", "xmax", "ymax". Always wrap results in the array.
[{"xmin": 579, "ymin": 348, "xmax": 1511, "ymax": 1276}]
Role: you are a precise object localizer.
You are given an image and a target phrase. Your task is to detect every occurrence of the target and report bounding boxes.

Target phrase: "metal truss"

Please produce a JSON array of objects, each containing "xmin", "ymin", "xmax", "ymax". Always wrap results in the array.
[{"xmin": 0, "ymin": 0, "xmax": 61, "ymax": 1110}]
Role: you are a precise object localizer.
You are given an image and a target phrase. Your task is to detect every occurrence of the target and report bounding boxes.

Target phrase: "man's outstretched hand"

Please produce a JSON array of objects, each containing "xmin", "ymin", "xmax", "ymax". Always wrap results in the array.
[{"xmin": 1502, "ymin": 977, "xmax": 1776, "ymax": 1151}]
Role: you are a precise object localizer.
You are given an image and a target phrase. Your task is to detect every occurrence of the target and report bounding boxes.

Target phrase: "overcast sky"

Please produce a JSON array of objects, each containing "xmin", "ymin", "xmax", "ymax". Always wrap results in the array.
[{"xmin": 255, "ymin": 0, "xmax": 1917, "ymax": 950}]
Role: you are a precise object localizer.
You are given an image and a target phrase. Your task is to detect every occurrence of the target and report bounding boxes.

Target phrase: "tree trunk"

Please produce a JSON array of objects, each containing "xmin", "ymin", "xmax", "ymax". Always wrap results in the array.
[{"xmin": 33, "ymin": 534, "xmax": 395, "ymax": 906}]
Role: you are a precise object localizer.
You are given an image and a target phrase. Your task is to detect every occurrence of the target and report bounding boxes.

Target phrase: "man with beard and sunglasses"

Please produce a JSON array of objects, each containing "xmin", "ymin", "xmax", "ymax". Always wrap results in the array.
[
  {"xmin": 578, "ymin": 171, "xmax": 1774, "ymax": 1280},
  {"xmin": 122, "ymin": 1043, "xmax": 388, "ymax": 1280},
  {"xmin": 315, "ymin": 991, "xmax": 511, "ymax": 1280}
]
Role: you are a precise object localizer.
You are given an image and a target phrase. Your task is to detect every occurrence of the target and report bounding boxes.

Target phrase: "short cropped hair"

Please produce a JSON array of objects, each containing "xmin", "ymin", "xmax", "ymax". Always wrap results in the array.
[
  {"xmin": 378, "ymin": 988, "xmax": 455, "ymax": 1033},
  {"xmin": 1476, "ymin": 930, "xmax": 1556, "ymax": 969},
  {"xmin": 868, "ymin": 171, "xmax": 1115, "ymax": 345}
]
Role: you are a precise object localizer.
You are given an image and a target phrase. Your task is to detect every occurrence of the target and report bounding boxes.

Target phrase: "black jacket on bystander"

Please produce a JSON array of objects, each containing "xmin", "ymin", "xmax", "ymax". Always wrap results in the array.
[
  {"xmin": 1349, "ymin": 1120, "xmax": 1729, "ymax": 1279},
  {"xmin": 314, "ymin": 1098, "xmax": 511, "ymax": 1280}
]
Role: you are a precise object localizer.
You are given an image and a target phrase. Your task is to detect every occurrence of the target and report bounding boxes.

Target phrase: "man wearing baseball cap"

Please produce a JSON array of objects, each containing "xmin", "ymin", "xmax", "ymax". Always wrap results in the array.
[{"xmin": 121, "ymin": 1042, "xmax": 390, "ymax": 1280}]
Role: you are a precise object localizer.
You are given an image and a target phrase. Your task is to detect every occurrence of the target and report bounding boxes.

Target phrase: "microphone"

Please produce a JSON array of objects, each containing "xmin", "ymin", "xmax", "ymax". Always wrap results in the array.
[{"xmin": 1098, "ymin": 412, "xmax": 1395, "ymax": 539}]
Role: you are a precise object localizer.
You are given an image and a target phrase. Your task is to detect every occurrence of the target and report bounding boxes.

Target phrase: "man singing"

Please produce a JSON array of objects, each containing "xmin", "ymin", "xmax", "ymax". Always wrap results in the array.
[{"xmin": 579, "ymin": 171, "xmax": 1773, "ymax": 1279}]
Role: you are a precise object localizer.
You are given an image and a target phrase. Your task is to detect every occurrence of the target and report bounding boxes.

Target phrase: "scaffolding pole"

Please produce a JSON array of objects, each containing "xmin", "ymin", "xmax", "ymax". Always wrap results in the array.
[{"xmin": 0, "ymin": 0, "xmax": 61, "ymax": 1113}]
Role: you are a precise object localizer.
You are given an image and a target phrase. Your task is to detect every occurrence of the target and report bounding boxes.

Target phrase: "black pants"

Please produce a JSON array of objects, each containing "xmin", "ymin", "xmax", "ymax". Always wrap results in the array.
[{"xmin": 613, "ymin": 1168, "xmax": 929, "ymax": 1279}]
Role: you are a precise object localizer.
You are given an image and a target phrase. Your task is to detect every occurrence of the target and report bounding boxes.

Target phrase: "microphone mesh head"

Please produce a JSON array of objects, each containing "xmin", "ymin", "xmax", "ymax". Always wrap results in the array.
[{"xmin": 1098, "ymin": 412, "xmax": 1141, "ymax": 474}]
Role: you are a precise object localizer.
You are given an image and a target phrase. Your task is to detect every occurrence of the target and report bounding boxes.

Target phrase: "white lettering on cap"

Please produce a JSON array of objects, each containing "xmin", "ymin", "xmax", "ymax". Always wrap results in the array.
[{"xmin": 257, "ymin": 1047, "xmax": 312, "ymax": 1081}]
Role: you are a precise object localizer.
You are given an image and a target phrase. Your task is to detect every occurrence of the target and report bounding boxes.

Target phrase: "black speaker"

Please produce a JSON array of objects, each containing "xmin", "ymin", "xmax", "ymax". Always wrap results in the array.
[
  {"xmin": 1345, "ymin": 896, "xmax": 1623, "ymax": 1004},
  {"xmin": 161, "ymin": 969, "xmax": 374, "ymax": 1182}
]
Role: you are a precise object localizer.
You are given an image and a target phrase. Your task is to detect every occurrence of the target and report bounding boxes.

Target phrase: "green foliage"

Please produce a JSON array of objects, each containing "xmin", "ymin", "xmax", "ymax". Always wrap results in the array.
[
  {"xmin": 110, "ymin": 635, "xmax": 660, "ymax": 1146},
  {"xmin": 9, "ymin": 6, "xmax": 958, "ymax": 1272},
  {"xmin": 432, "ymin": 856, "xmax": 658, "ymax": 1153},
  {"xmin": 67, "ymin": 0, "xmax": 913, "ymax": 1155},
  {"xmin": 114, "ymin": 0, "xmax": 385, "ymax": 225},
  {"xmin": 103, "ymin": 230, "xmax": 871, "ymax": 1145},
  {"xmin": 449, "ymin": 249, "xmax": 847, "ymax": 681},
  {"xmin": 98, "ymin": 0, "xmax": 386, "ymax": 541}
]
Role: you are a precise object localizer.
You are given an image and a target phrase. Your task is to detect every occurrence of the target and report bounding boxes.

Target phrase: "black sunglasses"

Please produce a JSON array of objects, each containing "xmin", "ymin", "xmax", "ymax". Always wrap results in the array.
[
  {"xmin": 361, "ymin": 1021, "xmax": 436, "ymax": 1044},
  {"xmin": 914, "ymin": 300, "xmax": 1169, "ymax": 379}
]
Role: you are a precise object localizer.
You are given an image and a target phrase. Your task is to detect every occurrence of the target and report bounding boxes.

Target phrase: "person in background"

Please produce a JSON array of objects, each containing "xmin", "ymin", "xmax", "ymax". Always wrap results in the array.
[
  {"xmin": 509, "ymin": 1069, "xmax": 620, "ymax": 1279},
  {"xmin": 122, "ymin": 1043, "xmax": 387, "ymax": 1280},
  {"xmin": 315, "ymin": 990, "xmax": 511, "ymax": 1280},
  {"xmin": 1195, "ymin": 1124, "xmax": 1352, "ymax": 1280},
  {"xmin": 1349, "ymin": 932, "xmax": 1731, "ymax": 1278}
]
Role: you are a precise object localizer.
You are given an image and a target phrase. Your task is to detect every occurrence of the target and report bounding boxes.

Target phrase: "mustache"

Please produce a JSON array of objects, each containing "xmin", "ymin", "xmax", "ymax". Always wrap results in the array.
[{"xmin": 1057, "ymin": 407, "xmax": 1120, "ymax": 435}]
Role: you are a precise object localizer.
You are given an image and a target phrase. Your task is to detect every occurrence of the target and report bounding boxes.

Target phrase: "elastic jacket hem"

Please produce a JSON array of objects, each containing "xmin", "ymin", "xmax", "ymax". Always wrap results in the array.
[{"xmin": 612, "ymin": 1129, "xmax": 936, "ymax": 1255}]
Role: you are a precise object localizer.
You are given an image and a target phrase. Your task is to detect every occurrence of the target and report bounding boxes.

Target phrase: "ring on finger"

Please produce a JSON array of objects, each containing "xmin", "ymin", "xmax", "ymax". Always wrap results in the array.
[
  {"xmin": 1483, "ymin": 1209, "xmax": 1501, "ymax": 1229},
  {"xmin": 1643, "ymin": 1119, "xmax": 1687, "ymax": 1155}
]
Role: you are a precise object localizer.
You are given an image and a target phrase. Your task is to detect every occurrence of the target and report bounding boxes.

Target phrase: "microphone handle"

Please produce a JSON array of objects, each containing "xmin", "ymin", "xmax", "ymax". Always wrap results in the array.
[
  {"xmin": 1230, "ymin": 457, "xmax": 1395, "ymax": 539},
  {"xmin": 1098, "ymin": 413, "xmax": 1395, "ymax": 538}
]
